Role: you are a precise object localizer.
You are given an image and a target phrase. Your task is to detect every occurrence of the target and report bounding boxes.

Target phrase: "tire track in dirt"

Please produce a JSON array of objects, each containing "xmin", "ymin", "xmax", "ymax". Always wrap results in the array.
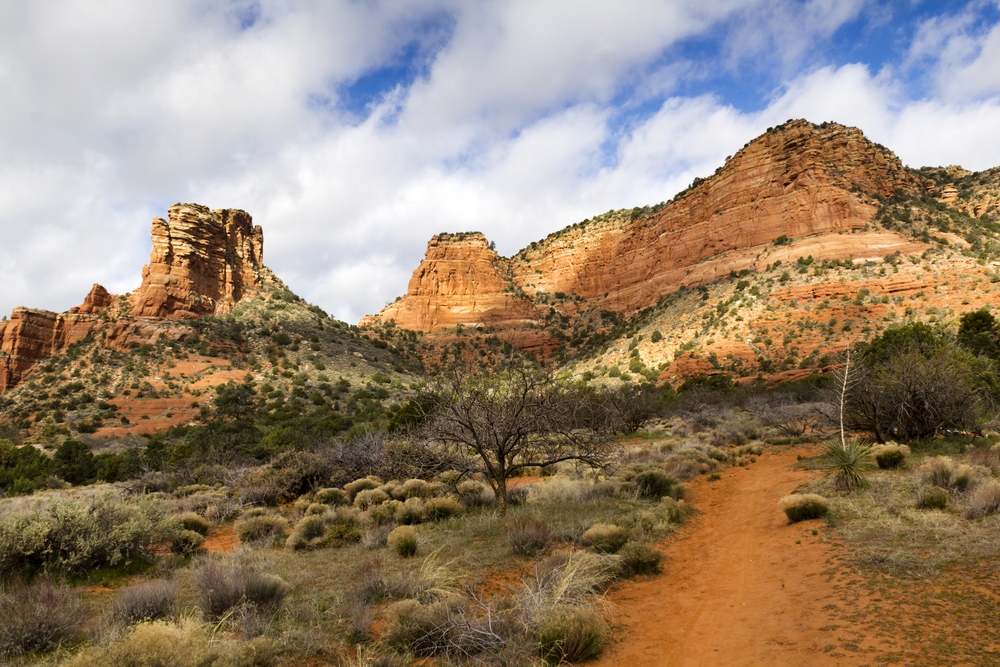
[{"xmin": 596, "ymin": 445, "xmax": 878, "ymax": 667}]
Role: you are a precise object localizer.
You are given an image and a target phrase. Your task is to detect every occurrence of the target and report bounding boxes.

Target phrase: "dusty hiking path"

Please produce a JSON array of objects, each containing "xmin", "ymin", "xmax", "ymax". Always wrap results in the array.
[{"xmin": 597, "ymin": 445, "xmax": 878, "ymax": 667}]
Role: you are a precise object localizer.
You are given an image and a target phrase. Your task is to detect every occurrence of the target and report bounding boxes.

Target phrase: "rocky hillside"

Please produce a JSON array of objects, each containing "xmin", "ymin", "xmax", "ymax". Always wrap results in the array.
[{"xmin": 361, "ymin": 119, "xmax": 1000, "ymax": 382}]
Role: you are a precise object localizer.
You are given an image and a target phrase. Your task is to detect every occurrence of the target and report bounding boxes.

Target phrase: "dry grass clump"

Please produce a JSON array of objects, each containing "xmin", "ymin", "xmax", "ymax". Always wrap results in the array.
[
  {"xmin": 191, "ymin": 560, "xmax": 290, "ymax": 620},
  {"xmin": 528, "ymin": 477, "xmax": 590, "ymax": 504},
  {"xmin": 395, "ymin": 498, "xmax": 425, "ymax": 525},
  {"xmin": 963, "ymin": 480, "xmax": 1000, "ymax": 519},
  {"xmin": 621, "ymin": 467, "xmax": 678, "ymax": 499},
  {"xmin": 305, "ymin": 502, "xmax": 327, "ymax": 515},
  {"xmin": 171, "ymin": 529, "xmax": 206, "ymax": 555},
  {"xmin": 422, "ymin": 496, "xmax": 464, "ymax": 521},
  {"xmin": 345, "ymin": 477, "xmax": 381, "ymax": 500},
  {"xmin": 456, "ymin": 480, "xmax": 492, "ymax": 507},
  {"xmin": 234, "ymin": 514, "xmax": 288, "ymax": 544},
  {"xmin": 618, "ymin": 542, "xmax": 662, "ymax": 576},
  {"xmin": 354, "ymin": 489, "xmax": 390, "ymax": 510},
  {"xmin": 580, "ymin": 523, "xmax": 629, "ymax": 553},
  {"xmin": 779, "ymin": 494, "xmax": 830, "ymax": 522},
  {"xmin": 506, "ymin": 515, "xmax": 553, "ymax": 557},
  {"xmin": 535, "ymin": 605, "xmax": 608, "ymax": 665},
  {"xmin": 369, "ymin": 500, "xmax": 403, "ymax": 525},
  {"xmin": 285, "ymin": 508, "xmax": 364, "ymax": 550},
  {"xmin": 173, "ymin": 512, "xmax": 211, "ymax": 536},
  {"xmin": 61, "ymin": 618, "xmax": 274, "ymax": 667},
  {"xmin": 313, "ymin": 487, "xmax": 350, "ymax": 506},
  {"xmin": 111, "ymin": 580, "xmax": 177, "ymax": 625},
  {"xmin": 919, "ymin": 456, "xmax": 982, "ymax": 492},
  {"xmin": 391, "ymin": 479, "xmax": 435, "ymax": 500},
  {"xmin": 0, "ymin": 581, "xmax": 84, "ymax": 656},
  {"xmin": 871, "ymin": 443, "xmax": 911, "ymax": 469},
  {"xmin": 388, "ymin": 526, "xmax": 418, "ymax": 557},
  {"xmin": 917, "ymin": 485, "xmax": 949, "ymax": 510}
]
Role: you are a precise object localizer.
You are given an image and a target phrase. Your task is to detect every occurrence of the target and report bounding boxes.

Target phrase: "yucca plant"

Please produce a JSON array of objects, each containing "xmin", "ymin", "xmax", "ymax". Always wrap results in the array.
[{"xmin": 821, "ymin": 439, "xmax": 873, "ymax": 492}]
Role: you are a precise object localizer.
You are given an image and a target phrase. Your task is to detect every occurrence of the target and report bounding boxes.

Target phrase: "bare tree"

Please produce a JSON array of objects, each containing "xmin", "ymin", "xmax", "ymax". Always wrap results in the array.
[{"xmin": 425, "ymin": 363, "xmax": 614, "ymax": 515}]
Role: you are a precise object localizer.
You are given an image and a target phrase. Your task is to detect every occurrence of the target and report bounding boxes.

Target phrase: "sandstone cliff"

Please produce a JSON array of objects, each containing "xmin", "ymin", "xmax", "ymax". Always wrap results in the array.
[
  {"xmin": 131, "ymin": 203, "xmax": 270, "ymax": 318},
  {"xmin": 361, "ymin": 120, "xmax": 918, "ymax": 335},
  {"xmin": 1, "ymin": 204, "xmax": 274, "ymax": 392}
]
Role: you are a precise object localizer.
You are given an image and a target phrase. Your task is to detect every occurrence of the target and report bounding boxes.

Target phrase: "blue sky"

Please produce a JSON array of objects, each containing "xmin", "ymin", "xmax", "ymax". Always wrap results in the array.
[{"xmin": 2, "ymin": 0, "xmax": 1000, "ymax": 324}]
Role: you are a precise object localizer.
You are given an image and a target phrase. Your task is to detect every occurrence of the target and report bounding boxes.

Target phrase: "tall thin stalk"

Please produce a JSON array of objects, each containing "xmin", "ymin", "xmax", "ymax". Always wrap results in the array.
[{"xmin": 839, "ymin": 349, "xmax": 850, "ymax": 448}]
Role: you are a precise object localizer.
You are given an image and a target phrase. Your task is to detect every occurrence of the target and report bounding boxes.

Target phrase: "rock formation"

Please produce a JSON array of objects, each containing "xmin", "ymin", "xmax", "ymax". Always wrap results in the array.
[
  {"xmin": 131, "ymin": 203, "xmax": 269, "ymax": 318},
  {"xmin": 362, "ymin": 120, "xmax": 919, "ymax": 335},
  {"xmin": 1, "ymin": 204, "xmax": 273, "ymax": 392}
]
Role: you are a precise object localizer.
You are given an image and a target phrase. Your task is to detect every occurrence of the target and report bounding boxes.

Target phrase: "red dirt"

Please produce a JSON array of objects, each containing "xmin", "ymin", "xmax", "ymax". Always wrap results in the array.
[
  {"xmin": 596, "ymin": 445, "xmax": 876, "ymax": 667},
  {"xmin": 202, "ymin": 524, "xmax": 238, "ymax": 554}
]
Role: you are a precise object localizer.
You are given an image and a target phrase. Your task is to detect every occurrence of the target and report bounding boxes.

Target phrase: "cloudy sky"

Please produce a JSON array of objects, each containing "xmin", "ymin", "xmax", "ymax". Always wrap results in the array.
[{"xmin": 2, "ymin": 0, "xmax": 1000, "ymax": 324}]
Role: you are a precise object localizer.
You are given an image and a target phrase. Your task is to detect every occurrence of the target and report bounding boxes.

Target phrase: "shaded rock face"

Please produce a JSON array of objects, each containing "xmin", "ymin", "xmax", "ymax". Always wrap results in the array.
[
  {"xmin": 362, "ymin": 120, "xmax": 917, "ymax": 335},
  {"xmin": 131, "ymin": 203, "xmax": 267, "ymax": 318}
]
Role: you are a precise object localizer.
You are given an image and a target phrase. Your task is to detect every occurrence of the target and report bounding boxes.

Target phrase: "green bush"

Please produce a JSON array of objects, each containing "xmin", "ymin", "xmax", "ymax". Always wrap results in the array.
[
  {"xmin": 536, "ymin": 605, "xmax": 607, "ymax": 665},
  {"xmin": 314, "ymin": 487, "xmax": 350, "ymax": 505},
  {"xmin": 0, "ymin": 581, "xmax": 84, "ymax": 656},
  {"xmin": 354, "ymin": 488, "xmax": 390, "ymax": 510},
  {"xmin": 173, "ymin": 512, "xmax": 211, "ymax": 536},
  {"xmin": 171, "ymin": 529, "xmax": 206, "ymax": 555},
  {"xmin": 581, "ymin": 523, "xmax": 629, "ymax": 554},
  {"xmin": 344, "ymin": 477, "xmax": 381, "ymax": 499},
  {"xmin": 369, "ymin": 499, "xmax": 403, "ymax": 525},
  {"xmin": 618, "ymin": 542, "xmax": 663, "ymax": 576},
  {"xmin": 395, "ymin": 498, "xmax": 426, "ymax": 525},
  {"xmin": 391, "ymin": 479, "xmax": 433, "ymax": 500},
  {"xmin": 234, "ymin": 514, "xmax": 288, "ymax": 543},
  {"xmin": 285, "ymin": 508, "xmax": 363, "ymax": 550},
  {"xmin": 778, "ymin": 494, "xmax": 830, "ymax": 522},
  {"xmin": 633, "ymin": 469, "xmax": 675, "ymax": 499},
  {"xmin": 388, "ymin": 526, "xmax": 418, "ymax": 557},
  {"xmin": 423, "ymin": 496, "xmax": 464, "ymax": 521},
  {"xmin": 506, "ymin": 515, "xmax": 552, "ymax": 557},
  {"xmin": 0, "ymin": 491, "xmax": 164, "ymax": 576},
  {"xmin": 917, "ymin": 485, "xmax": 949, "ymax": 510},
  {"xmin": 871, "ymin": 443, "xmax": 910, "ymax": 469}
]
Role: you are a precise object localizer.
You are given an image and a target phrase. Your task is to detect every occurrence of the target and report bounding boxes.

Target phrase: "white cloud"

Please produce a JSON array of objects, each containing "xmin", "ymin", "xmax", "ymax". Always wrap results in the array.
[{"xmin": 2, "ymin": 0, "xmax": 1000, "ymax": 327}]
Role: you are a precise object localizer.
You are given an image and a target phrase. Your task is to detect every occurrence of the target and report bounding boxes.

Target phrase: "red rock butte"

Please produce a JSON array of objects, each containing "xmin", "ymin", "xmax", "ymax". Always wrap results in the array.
[
  {"xmin": 361, "ymin": 120, "xmax": 919, "ymax": 345},
  {"xmin": 0, "ymin": 204, "xmax": 274, "ymax": 392}
]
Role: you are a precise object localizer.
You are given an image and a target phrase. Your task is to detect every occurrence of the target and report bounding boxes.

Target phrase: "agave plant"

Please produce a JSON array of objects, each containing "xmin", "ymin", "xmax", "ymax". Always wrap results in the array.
[{"xmin": 822, "ymin": 439, "xmax": 873, "ymax": 492}]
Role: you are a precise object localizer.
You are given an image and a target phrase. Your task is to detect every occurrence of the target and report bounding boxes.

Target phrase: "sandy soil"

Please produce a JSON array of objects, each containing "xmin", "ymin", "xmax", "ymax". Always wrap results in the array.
[{"xmin": 596, "ymin": 445, "xmax": 877, "ymax": 667}]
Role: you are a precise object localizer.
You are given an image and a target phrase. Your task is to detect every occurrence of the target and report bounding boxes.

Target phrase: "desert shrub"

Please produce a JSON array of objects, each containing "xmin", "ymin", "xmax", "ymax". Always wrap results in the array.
[
  {"xmin": 249, "ymin": 450, "xmax": 332, "ymax": 500},
  {"xmin": 286, "ymin": 509, "xmax": 363, "ymax": 550},
  {"xmin": 920, "ymin": 456, "xmax": 981, "ymax": 492},
  {"xmin": 173, "ymin": 512, "xmax": 211, "ymax": 536},
  {"xmin": 388, "ymin": 526, "xmax": 418, "ymax": 557},
  {"xmin": 528, "ymin": 477, "xmax": 589, "ymax": 504},
  {"xmin": 0, "ymin": 490, "xmax": 164, "ymax": 576},
  {"xmin": 62, "ymin": 618, "xmax": 274, "ymax": 667},
  {"xmin": 171, "ymin": 529, "xmax": 206, "ymax": 555},
  {"xmin": 618, "ymin": 542, "xmax": 662, "ymax": 577},
  {"xmin": 111, "ymin": 580, "xmax": 177, "ymax": 625},
  {"xmin": 395, "ymin": 498, "xmax": 426, "ymax": 525},
  {"xmin": 345, "ymin": 477, "xmax": 381, "ymax": 499},
  {"xmin": 632, "ymin": 469, "xmax": 676, "ymax": 499},
  {"xmin": 354, "ymin": 489, "xmax": 390, "ymax": 510},
  {"xmin": 306, "ymin": 502, "xmax": 327, "ymax": 515},
  {"xmin": 821, "ymin": 440, "xmax": 873, "ymax": 492},
  {"xmin": 0, "ymin": 581, "xmax": 84, "ymax": 656},
  {"xmin": 456, "ymin": 479, "xmax": 489, "ymax": 506},
  {"xmin": 580, "ymin": 524, "xmax": 629, "ymax": 553},
  {"xmin": 660, "ymin": 497, "xmax": 693, "ymax": 524},
  {"xmin": 369, "ymin": 499, "xmax": 403, "ymax": 525},
  {"xmin": 964, "ymin": 480, "xmax": 1000, "ymax": 519},
  {"xmin": 383, "ymin": 599, "xmax": 457, "ymax": 656},
  {"xmin": 506, "ymin": 485, "xmax": 530, "ymax": 507},
  {"xmin": 779, "ymin": 494, "xmax": 830, "ymax": 522},
  {"xmin": 507, "ymin": 515, "xmax": 552, "ymax": 557},
  {"xmin": 423, "ymin": 496, "xmax": 464, "ymax": 521},
  {"xmin": 871, "ymin": 443, "xmax": 911, "ymax": 469},
  {"xmin": 536, "ymin": 605, "xmax": 607, "ymax": 665},
  {"xmin": 917, "ymin": 485, "xmax": 949, "ymax": 510},
  {"xmin": 192, "ymin": 561, "xmax": 289, "ymax": 619},
  {"xmin": 314, "ymin": 487, "xmax": 350, "ymax": 505},
  {"xmin": 392, "ymin": 479, "xmax": 433, "ymax": 500},
  {"xmin": 234, "ymin": 514, "xmax": 288, "ymax": 543}
]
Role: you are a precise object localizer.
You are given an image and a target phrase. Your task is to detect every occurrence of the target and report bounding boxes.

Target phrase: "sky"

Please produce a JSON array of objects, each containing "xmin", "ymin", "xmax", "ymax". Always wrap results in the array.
[{"xmin": 3, "ymin": 0, "xmax": 1000, "ymax": 325}]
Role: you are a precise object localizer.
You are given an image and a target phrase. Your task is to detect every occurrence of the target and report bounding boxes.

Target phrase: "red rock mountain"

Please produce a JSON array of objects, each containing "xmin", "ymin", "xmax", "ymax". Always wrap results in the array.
[
  {"xmin": 0, "ymin": 204, "xmax": 273, "ymax": 392},
  {"xmin": 362, "ymin": 120, "xmax": 919, "ymax": 340}
]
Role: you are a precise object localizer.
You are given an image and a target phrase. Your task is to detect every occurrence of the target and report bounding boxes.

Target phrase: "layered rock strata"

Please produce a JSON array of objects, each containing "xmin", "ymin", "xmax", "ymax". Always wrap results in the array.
[{"xmin": 362, "ymin": 120, "xmax": 918, "ymax": 334}]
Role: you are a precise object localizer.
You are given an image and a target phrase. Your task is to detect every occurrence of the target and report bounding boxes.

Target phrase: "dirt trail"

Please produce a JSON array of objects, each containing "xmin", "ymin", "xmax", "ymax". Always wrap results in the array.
[{"xmin": 596, "ymin": 445, "xmax": 877, "ymax": 667}]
